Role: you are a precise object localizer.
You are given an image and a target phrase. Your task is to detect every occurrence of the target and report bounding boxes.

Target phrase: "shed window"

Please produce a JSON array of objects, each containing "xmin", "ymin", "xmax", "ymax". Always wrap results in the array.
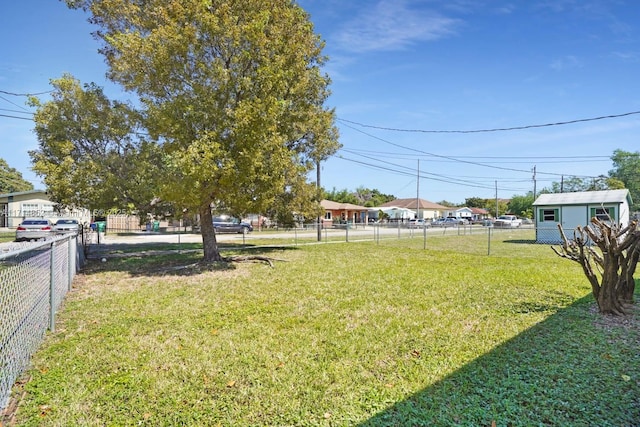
[
  {"xmin": 539, "ymin": 208, "xmax": 559, "ymax": 222},
  {"xmin": 590, "ymin": 207, "xmax": 615, "ymax": 222}
]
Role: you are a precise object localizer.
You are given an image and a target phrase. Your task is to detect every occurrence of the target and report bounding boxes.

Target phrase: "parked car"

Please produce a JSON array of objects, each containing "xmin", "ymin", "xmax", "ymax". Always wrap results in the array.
[
  {"xmin": 432, "ymin": 217, "xmax": 466, "ymax": 227},
  {"xmin": 15, "ymin": 218, "xmax": 53, "ymax": 242},
  {"xmin": 493, "ymin": 215, "xmax": 522, "ymax": 228},
  {"xmin": 408, "ymin": 218, "xmax": 430, "ymax": 229},
  {"xmin": 53, "ymin": 218, "xmax": 80, "ymax": 234},
  {"xmin": 213, "ymin": 215, "xmax": 253, "ymax": 234}
]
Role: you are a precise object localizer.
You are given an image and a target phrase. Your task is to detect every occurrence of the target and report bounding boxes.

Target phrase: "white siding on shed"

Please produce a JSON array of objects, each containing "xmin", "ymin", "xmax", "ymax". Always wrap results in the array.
[{"xmin": 532, "ymin": 189, "xmax": 632, "ymax": 244}]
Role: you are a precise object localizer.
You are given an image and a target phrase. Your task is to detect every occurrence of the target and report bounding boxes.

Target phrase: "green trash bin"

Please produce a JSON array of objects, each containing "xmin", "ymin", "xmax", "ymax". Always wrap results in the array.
[
  {"xmin": 153, "ymin": 221, "xmax": 160, "ymax": 232},
  {"xmin": 95, "ymin": 221, "xmax": 106, "ymax": 232}
]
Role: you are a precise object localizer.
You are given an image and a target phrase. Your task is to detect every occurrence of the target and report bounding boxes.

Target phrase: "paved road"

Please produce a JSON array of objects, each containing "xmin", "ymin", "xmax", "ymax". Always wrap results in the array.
[{"xmin": 91, "ymin": 224, "xmax": 504, "ymax": 245}]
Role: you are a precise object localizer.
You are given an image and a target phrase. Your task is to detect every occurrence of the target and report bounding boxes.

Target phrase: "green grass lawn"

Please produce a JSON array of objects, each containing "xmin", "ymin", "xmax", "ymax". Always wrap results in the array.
[
  {"xmin": 0, "ymin": 231, "xmax": 15, "ymax": 243},
  {"xmin": 9, "ymin": 234, "xmax": 640, "ymax": 426}
]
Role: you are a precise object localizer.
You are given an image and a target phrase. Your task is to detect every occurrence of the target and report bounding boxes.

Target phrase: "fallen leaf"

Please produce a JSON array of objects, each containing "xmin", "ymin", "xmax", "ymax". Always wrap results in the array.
[
  {"xmin": 227, "ymin": 380, "xmax": 236, "ymax": 388},
  {"xmin": 384, "ymin": 383, "xmax": 394, "ymax": 388},
  {"xmin": 324, "ymin": 412, "xmax": 332, "ymax": 419},
  {"xmin": 622, "ymin": 374, "xmax": 631, "ymax": 382},
  {"xmin": 411, "ymin": 349, "xmax": 421, "ymax": 358}
]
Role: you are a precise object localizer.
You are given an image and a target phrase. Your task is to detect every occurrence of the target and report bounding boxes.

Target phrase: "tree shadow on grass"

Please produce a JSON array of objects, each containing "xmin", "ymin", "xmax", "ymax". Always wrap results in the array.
[
  {"xmin": 359, "ymin": 295, "xmax": 640, "ymax": 427},
  {"xmin": 81, "ymin": 242, "xmax": 298, "ymax": 277}
]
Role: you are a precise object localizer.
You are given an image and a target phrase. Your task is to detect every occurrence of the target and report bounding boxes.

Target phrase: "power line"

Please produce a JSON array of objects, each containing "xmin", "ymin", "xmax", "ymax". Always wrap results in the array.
[
  {"xmin": 339, "ymin": 155, "xmax": 530, "ymax": 193},
  {"xmin": 339, "ymin": 120, "xmax": 601, "ymax": 179},
  {"xmin": 0, "ymin": 89, "xmax": 52, "ymax": 96},
  {"xmin": 0, "ymin": 108, "xmax": 34, "ymax": 116},
  {"xmin": 337, "ymin": 110, "xmax": 640, "ymax": 134},
  {"xmin": 0, "ymin": 113, "xmax": 33, "ymax": 121},
  {"xmin": 341, "ymin": 148, "xmax": 610, "ymax": 164}
]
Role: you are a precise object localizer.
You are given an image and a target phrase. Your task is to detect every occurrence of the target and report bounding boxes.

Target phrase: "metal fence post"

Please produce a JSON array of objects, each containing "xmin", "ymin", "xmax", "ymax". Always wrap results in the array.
[
  {"xmin": 423, "ymin": 225, "xmax": 427, "ymax": 249},
  {"xmin": 49, "ymin": 242, "xmax": 56, "ymax": 332},
  {"xmin": 68, "ymin": 236, "xmax": 73, "ymax": 291}
]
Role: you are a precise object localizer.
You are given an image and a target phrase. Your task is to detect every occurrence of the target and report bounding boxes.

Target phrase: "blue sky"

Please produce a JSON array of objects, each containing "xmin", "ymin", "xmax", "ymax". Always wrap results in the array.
[{"xmin": 1, "ymin": 1, "xmax": 639, "ymax": 204}]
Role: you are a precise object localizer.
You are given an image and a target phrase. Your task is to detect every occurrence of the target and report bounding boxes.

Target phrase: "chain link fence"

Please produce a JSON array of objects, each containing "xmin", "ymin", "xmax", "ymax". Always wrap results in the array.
[{"xmin": 0, "ymin": 233, "xmax": 86, "ymax": 412}]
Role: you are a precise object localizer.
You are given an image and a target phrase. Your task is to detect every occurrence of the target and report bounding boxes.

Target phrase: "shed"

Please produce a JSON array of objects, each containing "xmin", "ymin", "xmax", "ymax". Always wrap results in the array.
[{"xmin": 532, "ymin": 189, "xmax": 632, "ymax": 244}]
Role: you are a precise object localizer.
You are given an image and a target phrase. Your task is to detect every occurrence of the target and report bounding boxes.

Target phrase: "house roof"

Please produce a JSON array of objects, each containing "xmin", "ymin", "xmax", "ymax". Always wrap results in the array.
[
  {"xmin": 469, "ymin": 207, "xmax": 489, "ymax": 214},
  {"xmin": 532, "ymin": 189, "xmax": 631, "ymax": 206},
  {"xmin": 320, "ymin": 200, "xmax": 368, "ymax": 211},
  {"xmin": 379, "ymin": 198, "xmax": 449, "ymax": 210},
  {"xmin": 0, "ymin": 189, "xmax": 47, "ymax": 199}
]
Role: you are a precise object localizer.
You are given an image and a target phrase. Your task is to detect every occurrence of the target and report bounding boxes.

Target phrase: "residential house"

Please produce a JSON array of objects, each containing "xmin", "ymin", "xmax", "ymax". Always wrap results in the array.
[
  {"xmin": 378, "ymin": 198, "xmax": 449, "ymax": 220},
  {"xmin": 0, "ymin": 189, "xmax": 90, "ymax": 228},
  {"xmin": 469, "ymin": 207, "xmax": 490, "ymax": 221},
  {"xmin": 320, "ymin": 200, "xmax": 370, "ymax": 226}
]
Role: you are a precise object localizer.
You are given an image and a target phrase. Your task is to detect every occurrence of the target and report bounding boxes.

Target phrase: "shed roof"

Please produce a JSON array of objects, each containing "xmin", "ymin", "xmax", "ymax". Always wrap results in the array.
[{"xmin": 532, "ymin": 189, "xmax": 631, "ymax": 206}]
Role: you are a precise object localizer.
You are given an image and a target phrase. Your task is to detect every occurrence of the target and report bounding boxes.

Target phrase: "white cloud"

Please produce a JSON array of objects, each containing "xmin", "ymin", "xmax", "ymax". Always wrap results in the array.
[
  {"xmin": 550, "ymin": 55, "xmax": 582, "ymax": 71},
  {"xmin": 333, "ymin": 0, "xmax": 460, "ymax": 53},
  {"xmin": 611, "ymin": 51, "xmax": 640, "ymax": 63}
]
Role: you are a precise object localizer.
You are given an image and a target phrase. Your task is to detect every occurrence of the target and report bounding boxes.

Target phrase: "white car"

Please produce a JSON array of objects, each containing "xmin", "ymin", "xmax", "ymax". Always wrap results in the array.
[
  {"xmin": 408, "ymin": 219, "xmax": 430, "ymax": 228},
  {"xmin": 432, "ymin": 217, "xmax": 466, "ymax": 227},
  {"xmin": 53, "ymin": 218, "xmax": 81, "ymax": 234},
  {"xmin": 493, "ymin": 215, "xmax": 522, "ymax": 228},
  {"xmin": 15, "ymin": 218, "xmax": 53, "ymax": 241}
]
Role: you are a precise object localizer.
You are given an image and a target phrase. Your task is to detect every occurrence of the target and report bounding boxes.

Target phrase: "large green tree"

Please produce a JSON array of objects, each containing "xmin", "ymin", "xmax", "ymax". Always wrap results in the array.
[
  {"xmin": 508, "ymin": 193, "xmax": 534, "ymax": 219},
  {"xmin": 546, "ymin": 175, "xmax": 624, "ymax": 194},
  {"xmin": 67, "ymin": 0, "xmax": 339, "ymax": 261},
  {"xmin": 29, "ymin": 75, "xmax": 163, "ymax": 217},
  {"xmin": 609, "ymin": 150, "xmax": 640, "ymax": 211},
  {"xmin": 0, "ymin": 159, "xmax": 33, "ymax": 194}
]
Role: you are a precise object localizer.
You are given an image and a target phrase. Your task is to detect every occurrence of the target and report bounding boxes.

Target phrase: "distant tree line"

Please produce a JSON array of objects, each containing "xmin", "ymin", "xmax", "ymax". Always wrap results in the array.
[{"xmin": 322, "ymin": 186, "xmax": 396, "ymax": 207}]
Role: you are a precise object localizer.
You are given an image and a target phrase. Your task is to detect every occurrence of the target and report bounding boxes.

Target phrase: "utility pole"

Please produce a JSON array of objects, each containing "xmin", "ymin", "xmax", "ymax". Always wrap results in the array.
[
  {"xmin": 495, "ymin": 180, "xmax": 499, "ymax": 217},
  {"xmin": 532, "ymin": 165, "xmax": 537, "ymax": 222},
  {"xmin": 316, "ymin": 160, "xmax": 322, "ymax": 242},
  {"xmin": 416, "ymin": 160, "xmax": 420, "ymax": 219}
]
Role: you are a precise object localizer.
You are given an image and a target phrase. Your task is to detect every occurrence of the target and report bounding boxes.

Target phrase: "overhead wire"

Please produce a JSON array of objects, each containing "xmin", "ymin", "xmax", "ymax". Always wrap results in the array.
[
  {"xmin": 339, "ymin": 120, "xmax": 600, "ymax": 179},
  {"xmin": 341, "ymin": 147, "xmax": 610, "ymax": 164},
  {"xmin": 0, "ymin": 86, "xmax": 632, "ymax": 190},
  {"xmin": 337, "ymin": 151, "xmax": 529, "ymax": 192},
  {"xmin": 337, "ymin": 110, "xmax": 640, "ymax": 133}
]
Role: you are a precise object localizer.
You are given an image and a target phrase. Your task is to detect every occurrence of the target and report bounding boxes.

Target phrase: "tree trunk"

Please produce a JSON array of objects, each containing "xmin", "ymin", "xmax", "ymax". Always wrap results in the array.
[
  {"xmin": 620, "ymin": 244, "xmax": 639, "ymax": 303},
  {"xmin": 553, "ymin": 219, "xmax": 639, "ymax": 316},
  {"xmin": 598, "ymin": 254, "xmax": 625, "ymax": 315},
  {"xmin": 199, "ymin": 204, "xmax": 223, "ymax": 262}
]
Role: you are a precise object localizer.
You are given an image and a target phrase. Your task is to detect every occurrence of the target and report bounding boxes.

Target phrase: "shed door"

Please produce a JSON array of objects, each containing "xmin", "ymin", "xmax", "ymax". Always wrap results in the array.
[{"xmin": 561, "ymin": 206, "xmax": 588, "ymax": 231}]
